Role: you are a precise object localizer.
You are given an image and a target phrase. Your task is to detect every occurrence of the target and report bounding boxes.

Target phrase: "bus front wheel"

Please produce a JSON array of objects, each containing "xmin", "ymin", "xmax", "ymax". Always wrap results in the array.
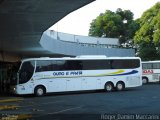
[
  {"xmin": 104, "ymin": 82, "xmax": 114, "ymax": 92},
  {"xmin": 34, "ymin": 86, "xmax": 46, "ymax": 97}
]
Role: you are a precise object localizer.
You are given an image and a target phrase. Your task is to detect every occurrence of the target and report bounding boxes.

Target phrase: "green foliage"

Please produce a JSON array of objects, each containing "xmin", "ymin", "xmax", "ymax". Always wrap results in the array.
[
  {"xmin": 134, "ymin": 2, "xmax": 160, "ymax": 44},
  {"xmin": 89, "ymin": 10, "xmax": 123, "ymax": 37},
  {"xmin": 134, "ymin": 2, "xmax": 160, "ymax": 60},
  {"xmin": 89, "ymin": 8, "xmax": 139, "ymax": 47},
  {"xmin": 137, "ymin": 41, "xmax": 158, "ymax": 61}
]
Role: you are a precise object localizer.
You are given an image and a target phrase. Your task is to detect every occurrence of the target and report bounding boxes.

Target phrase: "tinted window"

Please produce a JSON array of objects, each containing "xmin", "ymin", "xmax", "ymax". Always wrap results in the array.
[
  {"xmin": 82, "ymin": 60, "xmax": 111, "ymax": 70},
  {"xmin": 153, "ymin": 63, "xmax": 160, "ymax": 69},
  {"xmin": 143, "ymin": 62, "xmax": 160, "ymax": 69},
  {"xmin": 65, "ymin": 60, "xmax": 82, "ymax": 70},
  {"xmin": 142, "ymin": 63, "xmax": 152, "ymax": 69},
  {"xmin": 36, "ymin": 60, "xmax": 65, "ymax": 72},
  {"xmin": 111, "ymin": 59, "xmax": 140, "ymax": 69},
  {"xmin": 36, "ymin": 59, "xmax": 140, "ymax": 72}
]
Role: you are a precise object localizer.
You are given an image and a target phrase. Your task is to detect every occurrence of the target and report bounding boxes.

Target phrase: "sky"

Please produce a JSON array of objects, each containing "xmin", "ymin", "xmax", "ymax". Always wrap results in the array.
[{"xmin": 49, "ymin": 0, "xmax": 160, "ymax": 36}]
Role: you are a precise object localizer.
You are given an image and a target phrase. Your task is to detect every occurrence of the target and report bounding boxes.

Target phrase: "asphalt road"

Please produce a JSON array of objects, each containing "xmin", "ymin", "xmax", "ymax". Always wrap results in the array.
[{"xmin": 1, "ymin": 84, "xmax": 160, "ymax": 120}]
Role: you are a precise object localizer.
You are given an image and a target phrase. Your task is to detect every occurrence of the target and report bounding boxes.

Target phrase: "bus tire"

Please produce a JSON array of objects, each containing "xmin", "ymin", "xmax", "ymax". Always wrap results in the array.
[
  {"xmin": 104, "ymin": 82, "xmax": 114, "ymax": 92},
  {"xmin": 142, "ymin": 77, "xmax": 148, "ymax": 84},
  {"xmin": 116, "ymin": 81, "xmax": 125, "ymax": 91},
  {"xmin": 34, "ymin": 85, "xmax": 46, "ymax": 97}
]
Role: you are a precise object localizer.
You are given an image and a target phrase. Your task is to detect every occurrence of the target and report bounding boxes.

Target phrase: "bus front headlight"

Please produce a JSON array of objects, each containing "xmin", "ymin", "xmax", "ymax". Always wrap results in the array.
[{"xmin": 13, "ymin": 87, "xmax": 16, "ymax": 91}]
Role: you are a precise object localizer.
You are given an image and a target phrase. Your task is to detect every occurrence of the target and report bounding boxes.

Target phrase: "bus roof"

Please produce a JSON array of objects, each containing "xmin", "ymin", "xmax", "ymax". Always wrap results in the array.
[
  {"xmin": 21, "ymin": 55, "xmax": 141, "ymax": 62},
  {"xmin": 142, "ymin": 60, "xmax": 160, "ymax": 63}
]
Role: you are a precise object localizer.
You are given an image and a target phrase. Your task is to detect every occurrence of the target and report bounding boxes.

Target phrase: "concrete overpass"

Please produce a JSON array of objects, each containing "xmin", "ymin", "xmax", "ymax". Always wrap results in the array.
[
  {"xmin": 0, "ymin": 0, "xmax": 95, "ymax": 62},
  {"xmin": 40, "ymin": 30, "xmax": 135, "ymax": 57}
]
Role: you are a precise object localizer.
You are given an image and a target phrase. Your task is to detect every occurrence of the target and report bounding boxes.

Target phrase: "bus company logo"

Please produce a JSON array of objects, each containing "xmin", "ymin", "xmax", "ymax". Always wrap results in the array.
[
  {"xmin": 53, "ymin": 71, "xmax": 83, "ymax": 76},
  {"xmin": 143, "ymin": 70, "xmax": 153, "ymax": 74}
]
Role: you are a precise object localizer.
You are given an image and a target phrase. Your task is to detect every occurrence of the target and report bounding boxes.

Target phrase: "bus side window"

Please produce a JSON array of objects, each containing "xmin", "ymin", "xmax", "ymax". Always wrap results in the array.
[
  {"xmin": 65, "ymin": 60, "xmax": 82, "ymax": 70},
  {"xmin": 143, "ymin": 63, "xmax": 152, "ymax": 69},
  {"xmin": 111, "ymin": 59, "xmax": 139, "ymax": 69},
  {"xmin": 56, "ymin": 60, "xmax": 66, "ymax": 71},
  {"xmin": 153, "ymin": 63, "xmax": 160, "ymax": 69}
]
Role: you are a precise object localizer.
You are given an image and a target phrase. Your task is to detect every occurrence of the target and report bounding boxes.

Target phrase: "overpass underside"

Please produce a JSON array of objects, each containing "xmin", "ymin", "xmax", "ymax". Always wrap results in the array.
[{"xmin": 0, "ymin": 0, "xmax": 95, "ymax": 62}]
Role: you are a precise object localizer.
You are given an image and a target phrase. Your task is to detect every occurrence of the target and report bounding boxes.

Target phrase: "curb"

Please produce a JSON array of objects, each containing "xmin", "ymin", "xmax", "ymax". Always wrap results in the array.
[{"xmin": 0, "ymin": 98, "xmax": 23, "ymax": 103}]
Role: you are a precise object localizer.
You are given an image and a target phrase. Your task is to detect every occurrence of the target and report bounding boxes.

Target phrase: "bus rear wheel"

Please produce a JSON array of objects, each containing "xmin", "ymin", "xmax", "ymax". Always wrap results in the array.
[
  {"xmin": 104, "ymin": 82, "xmax": 114, "ymax": 92},
  {"xmin": 116, "ymin": 82, "xmax": 125, "ymax": 91},
  {"xmin": 34, "ymin": 86, "xmax": 46, "ymax": 97}
]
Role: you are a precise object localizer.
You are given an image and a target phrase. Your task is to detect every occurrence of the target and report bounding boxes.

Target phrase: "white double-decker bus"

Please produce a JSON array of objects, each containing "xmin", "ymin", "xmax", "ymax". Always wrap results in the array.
[
  {"xmin": 11, "ymin": 55, "xmax": 142, "ymax": 96},
  {"xmin": 142, "ymin": 61, "xmax": 160, "ymax": 84}
]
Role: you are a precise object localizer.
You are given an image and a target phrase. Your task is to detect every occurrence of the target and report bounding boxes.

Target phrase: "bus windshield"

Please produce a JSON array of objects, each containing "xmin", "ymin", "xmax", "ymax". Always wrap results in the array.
[{"xmin": 18, "ymin": 61, "xmax": 35, "ymax": 84}]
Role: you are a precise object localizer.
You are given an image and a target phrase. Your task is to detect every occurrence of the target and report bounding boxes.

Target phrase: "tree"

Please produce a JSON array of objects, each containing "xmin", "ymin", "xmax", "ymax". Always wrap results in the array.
[
  {"xmin": 136, "ymin": 41, "xmax": 158, "ymax": 61},
  {"xmin": 89, "ymin": 8, "xmax": 139, "ymax": 48},
  {"xmin": 89, "ymin": 10, "xmax": 123, "ymax": 37},
  {"xmin": 134, "ymin": 2, "xmax": 160, "ymax": 60}
]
